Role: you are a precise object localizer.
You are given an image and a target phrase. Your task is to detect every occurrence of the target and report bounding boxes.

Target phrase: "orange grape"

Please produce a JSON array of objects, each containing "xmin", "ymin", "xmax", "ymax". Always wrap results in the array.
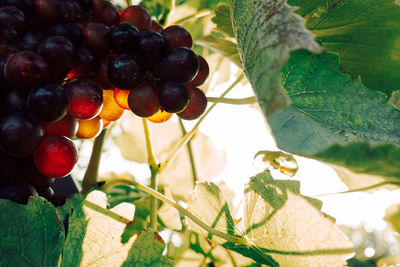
[
  {"xmin": 114, "ymin": 88, "xmax": 130, "ymax": 110},
  {"xmin": 99, "ymin": 90, "xmax": 125, "ymax": 121},
  {"xmin": 146, "ymin": 109, "xmax": 172, "ymax": 123},
  {"xmin": 76, "ymin": 116, "xmax": 103, "ymax": 139}
]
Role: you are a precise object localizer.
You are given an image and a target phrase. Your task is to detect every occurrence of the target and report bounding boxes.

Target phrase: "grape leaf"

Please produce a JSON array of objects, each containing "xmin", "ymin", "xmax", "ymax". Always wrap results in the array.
[
  {"xmin": 231, "ymin": 0, "xmax": 322, "ymax": 116},
  {"xmin": 122, "ymin": 230, "xmax": 173, "ymax": 267},
  {"xmin": 60, "ymin": 190, "xmax": 140, "ymax": 266},
  {"xmin": 0, "ymin": 197, "xmax": 64, "ymax": 267},
  {"xmin": 384, "ymin": 203, "xmax": 400, "ymax": 234},
  {"xmin": 243, "ymin": 172, "xmax": 354, "ymax": 266},
  {"xmin": 389, "ymin": 91, "xmax": 400, "ymax": 110},
  {"xmin": 197, "ymin": 35, "xmax": 242, "ymax": 67},
  {"xmin": 288, "ymin": 0, "xmax": 400, "ymax": 96},
  {"xmin": 158, "ymin": 186, "xmax": 182, "ymax": 231},
  {"xmin": 268, "ymin": 50, "xmax": 400, "ymax": 181},
  {"xmin": 211, "ymin": 4, "xmax": 234, "ymax": 38},
  {"xmin": 140, "ymin": 0, "xmax": 173, "ymax": 24}
]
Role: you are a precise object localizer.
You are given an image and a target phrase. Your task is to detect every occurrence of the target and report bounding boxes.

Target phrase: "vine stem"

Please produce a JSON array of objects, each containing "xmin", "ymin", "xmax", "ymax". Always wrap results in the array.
[
  {"xmin": 159, "ymin": 74, "xmax": 244, "ymax": 174},
  {"xmin": 169, "ymin": 9, "xmax": 213, "ymax": 25},
  {"xmin": 312, "ymin": 181, "xmax": 400, "ymax": 197},
  {"xmin": 207, "ymin": 96, "xmax": 256, "ymax": 105},
  {"xmin": 101, "ymin": 178, "xmax": 249, "ymax": 246},
  {"xmin": 178, "ymin": 119, "xmax": 198, "ymax": 185},
  {"xmin": 142, "ymin": 118, "xmax": 159, "ymax": 229},
  {"xmin": 82, "ymin": 129, "xmax": 107, "ymax": 194}
]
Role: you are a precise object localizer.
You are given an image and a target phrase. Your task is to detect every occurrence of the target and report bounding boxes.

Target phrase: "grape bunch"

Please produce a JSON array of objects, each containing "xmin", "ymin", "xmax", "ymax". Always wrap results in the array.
[{"xmin": 0, "ymin": 0, "xmax": 209, "ymax": 205}]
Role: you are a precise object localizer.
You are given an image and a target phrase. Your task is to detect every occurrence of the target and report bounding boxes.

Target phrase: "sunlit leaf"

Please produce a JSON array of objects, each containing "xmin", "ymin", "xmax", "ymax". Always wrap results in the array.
[
  {"xmin": 158, "ymin": 186, "xmax": 182, "ymax": 231},
  {"xmin": 140, "ymin": 0, "xmax": 173, "ymax": 24},
  {"xmin": 0, "ymin": 197, "xmax": 64, "ymax": 267},
  {"xmin": 243, "ymin": 172, "xmax": 354, "ymax": 266},
  {"xmin": 197, "ymin": 35, "xmax": 242, "ymax": 67},
  {"xmin": 289, "ymin": 0, "xmax": 400, "ymax": 96},
  {"xmin": 231, "ymin": 0, "xmax": 322, "ymax": 116},
  {"xmin": 212, "ymin": 3, "xmax": 234, "ymax": 38},
  {"xmin": 255, "ymin": 150, "xmax": 298, "ymax": 177},
  {"xmin": 384, "ymin": 203, "xmax": 400, "ymax": 234}
]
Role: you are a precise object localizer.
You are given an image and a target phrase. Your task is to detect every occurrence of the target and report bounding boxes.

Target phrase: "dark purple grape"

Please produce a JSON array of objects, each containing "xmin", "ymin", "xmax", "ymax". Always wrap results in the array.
[
  {"xmin": 150, "ymin": 20, "xmax": 163, "ymax": 33},
  {"xmin": 82, "ymin": 22, "xmax": 110, "ymax": 58},
  {"xmin": 49, "ymin": 22, "xmax": 83, "ymax": 47},
  {"xmin": 38, "ymin": 187, "xmax": 54, "ymax": 200},
  {"xmin": 5, "ymin": 90, "xmax": 27, "ymax": 113},
  {"xmin": 108, "ymin": 54, "xmax": 144, "ymax": 90},
  {"xmin": 92, "ymin": 0, "xmax": 119, "ymax": 27},
  {"xmin": 0, "ymin": 112, "xmax": 44, "ymax": 157},
  {"xmin": 0, "ymin": 45, "xmax": 18, "ymax": 85},
  {"xmin": 57, "ymin": 0, "xmax": 87, "ymax": 22},
  {"xmin": 128, "ymin": 82, "xmax": 159, "ymax": 117},
  {"xmin": 4, "ymin": 51, "xmax": 49, "ymax": 92},
  {"xmin": 96, "ymin": 54, "xmax": 114, "ymax": 89},
  {"xmin": 65, "ymin": 79, "xmax": 103, "ymax": 119},
  {"xmin": 1, "ymin": 0, "xmax": 34, "ymax": 15},
  {"xmin": 27, "ymin": 83, "xmax": 69, "ymax": 122},
  {"xmin": 0, "ymin": 27, "xmax": 18, "ymax": 44},
  {"xmin": 0, "ymin": 6, "xmax": 27, "ymax": 32},
  {"xmin": 139, "ymin": 29, "xmax": 166, "ymax": 69},
  {"xmin": 184, "ymin": 55, "xmax": 209, "ymax": 87},
  {"xmin": 109, "ymin": 22, "xmax": 140, "ymax": 55},
  {"xmin": 156, "ymin": 47, "xmax": 199, "ymax": 83},
  {"xmin": 0, "ymin": 150, "xmax": 18, "ymax": 185},
  {"xmin": 0, "ymin": 181, "xmax": 38, "ymax": 204},
  {"xmin": 159, "ymin": 81, "xmax": 189, "ymax": 113},
  {"xmin": 16, "ymin": 157, "xmax": 54, "ymax": 190},
  {"xmin": 177, "ymin": 87, "xmax": 207, "ymax": 120},
  {"xmin": 29, "ymin": 0, "xmax": 59, "ymax": 31},
  {"xmin": 38, "ymin": 35, "xmax": 75, "ymax": 79},
  {"xmin": 22, "ymin": 31, "xmax": 46, "ymax": 51},
  {"xmin": 162, "ymin": 25, "xmax": 192, "ymax": 50},
  {"xmin": 120, "ymin": 5, "xmax": 151, "ymax": 30},
  {"xmin": 69, "ymin": 48, "xmax": 99, "ymax": 78}
]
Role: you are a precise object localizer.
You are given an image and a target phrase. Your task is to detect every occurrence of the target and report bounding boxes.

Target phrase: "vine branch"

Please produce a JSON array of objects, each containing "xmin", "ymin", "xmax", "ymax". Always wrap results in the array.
[
  {"xmin": 207, "ymin": 96, "xmax": 256, "ymax": 105},
  {"xmin": 178, "ymin": 118, "xmax": 198, "ymax": 185},
  {"xmin": 82, "ymin": 129, "xmax": 107, "ymax": 194}
]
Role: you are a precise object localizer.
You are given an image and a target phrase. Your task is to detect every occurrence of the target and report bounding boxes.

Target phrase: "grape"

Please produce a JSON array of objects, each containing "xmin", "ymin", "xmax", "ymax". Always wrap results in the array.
[
  {"xmin": 42, "ymin": 114, "xmax": 78, "ymax": 138},
  {"xmin": 49, "ymin": 22, "xmax": 83, "ymax": 47},
  {"xmin": 0, "ymin": 112, "xmax": 43, "ymax": 157},
  {"xmin": 0, "ymin": 27, "xmax": 18, "ymax": 44},
  {"xmin": 16, "ymin": 157, "xmax": 54, "ymax": 190},
  {"xmin": 99, "ymin": 89, "xmax": 125, "ymax": 121},
  {"xmin": 150, "ymin": 20, "xmax": 163, "ymax": 33},
  {"xmin": 34, "ymin": 135, "xmax": 78, "ymax": 178},
  {"xmin": 38, "ymin": 187, "xmax": 54, "ymax": 201},
  {"xmin": 113, "ymin": 88, "xmax": 130, "ymax": 109},
  {"xmin": 0, "ymin": 181, "xmax": 38, "ymax": 204},
  {"xmin": 96, "ymin": 54, "xmax": 115, "ymax": 89},
  {"xmin": 162, "ymin": 25, "xmax": 192, "ymax": 50},
  {"xmin": 22, "ymin": 31, "xmax": 46, "ymax": 51},
  {"xmin": 147, "ymin": 109, "xmax": 172, "ymax": 123},
  {"xmin": 0, "ymin": 6, "xmax": 27, "ymax": 32},
  {"xmin": 65, "ymin": 80, "xmax": 103, "ymax": 120},
  {"xmin": 158, "ymin": 81, "xmax": 189, "ymax": 113},
  {"xmin": 109, "ymin": 22, "xmax": 140, "ymax": 55},
  {"xmin": 30, "ymin": 0, "xmax": 59, "ymax": 31},
  {"xmin": 57, "ymin": 0, "xmax": 87, "ymax": 22},
  {"xmin": 128, "ymin": 82, "xmax": 159, "ymax": 117},
  {"xmin": 68, "ymin": 48, "xmax": 99, "ymax": 79},
  {"xmin": 27, "ymin": 83, "xmax": 69, "ymax": 122},
  {"xmin": 1, "ymin": 0, "xmax": 34, "ymax": 15},
  {"xmin": 177, "ymin": 87, "xmax": 207, "ymax": 120},
  {"xmin": 0, "ymin": 45, "xmax": 17, "ymax": 85},
  {"xmin": 0, "ymin": 150, "xmax": 18, "ymax": 185},
  {"xmin": 139, "ymin": 30, "xmax": 166, "ymax": 69},
  {"xmin": 5, "ymin": 90, "xmax": 27, "ymax": 113},
  {"xmin": 156, "ymin": 47, "xmax": 199, "ymax": 83},
  {"xmin": 4, "ymin": 51, "xmax": 49, "ymax": 92},
  {"xmin": 120, "ymin": 5, "xmax": 151, "ymax": 30},
  {"xmin": 76, "ymin": 116, "xmax": 103, "ymax": 139},
  {"xmin": 101, "ymin": 118, "xmax": 111, "ymax": 128},
  {"xmin": 184, "ymin": 55, "xmax": 209, "ymax": 87},
  {"xmin": 92, "ymin": 0, "xmax": 119, "ymax": 27},
  {"xmin": 38, "ymin": 35, "xmax": 75, "ymax": 79},
  {"xmin": 108, "ymin": 54, "xmax": 144, "ymax": 90},
  {"xmin": 82, "ymin": 22, "xmax": 110, "ymax": 58}
]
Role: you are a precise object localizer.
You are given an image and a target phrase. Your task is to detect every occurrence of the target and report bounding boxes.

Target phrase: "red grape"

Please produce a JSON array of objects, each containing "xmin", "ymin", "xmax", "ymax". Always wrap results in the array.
[
  {"xmin": 177, "ymin": 87, "xmax": 207, "ymax": 120},
  {"xmin": 120, "ymin": 5, "xmax": 151, "ymax": 30},
  {"xmin": 42, "ymin": 114, "xmax": 78, "ymax": 138}
]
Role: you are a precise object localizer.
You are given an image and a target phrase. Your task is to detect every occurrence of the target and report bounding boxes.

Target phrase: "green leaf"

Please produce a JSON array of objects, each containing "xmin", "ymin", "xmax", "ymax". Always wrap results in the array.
[
  {"xmin": 389, "ymin": 91, "xmax": 400, "ymax": 110},
  {"xmin": 231, "ymin": 0, "xmax": 322, "ymax": 116},
  {"xmin": 269, "ymin": 50, "xmax": 400, "ymax": 180},
  {"xmin": 122, "ymin": 229, "xmax": 173, "ymax": 267},
  {"xmin": 211, "ymin": 4, "xmax": 234, "ymax": 38},
  {"xmin": 140, "ymin": 0, "xmax": 173, "ymax": 24},
  {"xmin": 0, "ymin": 197, "xmax": 64, "ymax": 267},
  {"xmin": 244, "ymin": 172, "xmax": 354, "ymax": 266},
  {"xmin": 288, "ymin": 0, "xmax": 400, "ymax": 96},
  {"xmin": 197, "ymin": 35, "xmax": 242, "ymax": 67},
  {"xmin": 384, "ymin": 203, "xmax": 400, "ymax": 234}
]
